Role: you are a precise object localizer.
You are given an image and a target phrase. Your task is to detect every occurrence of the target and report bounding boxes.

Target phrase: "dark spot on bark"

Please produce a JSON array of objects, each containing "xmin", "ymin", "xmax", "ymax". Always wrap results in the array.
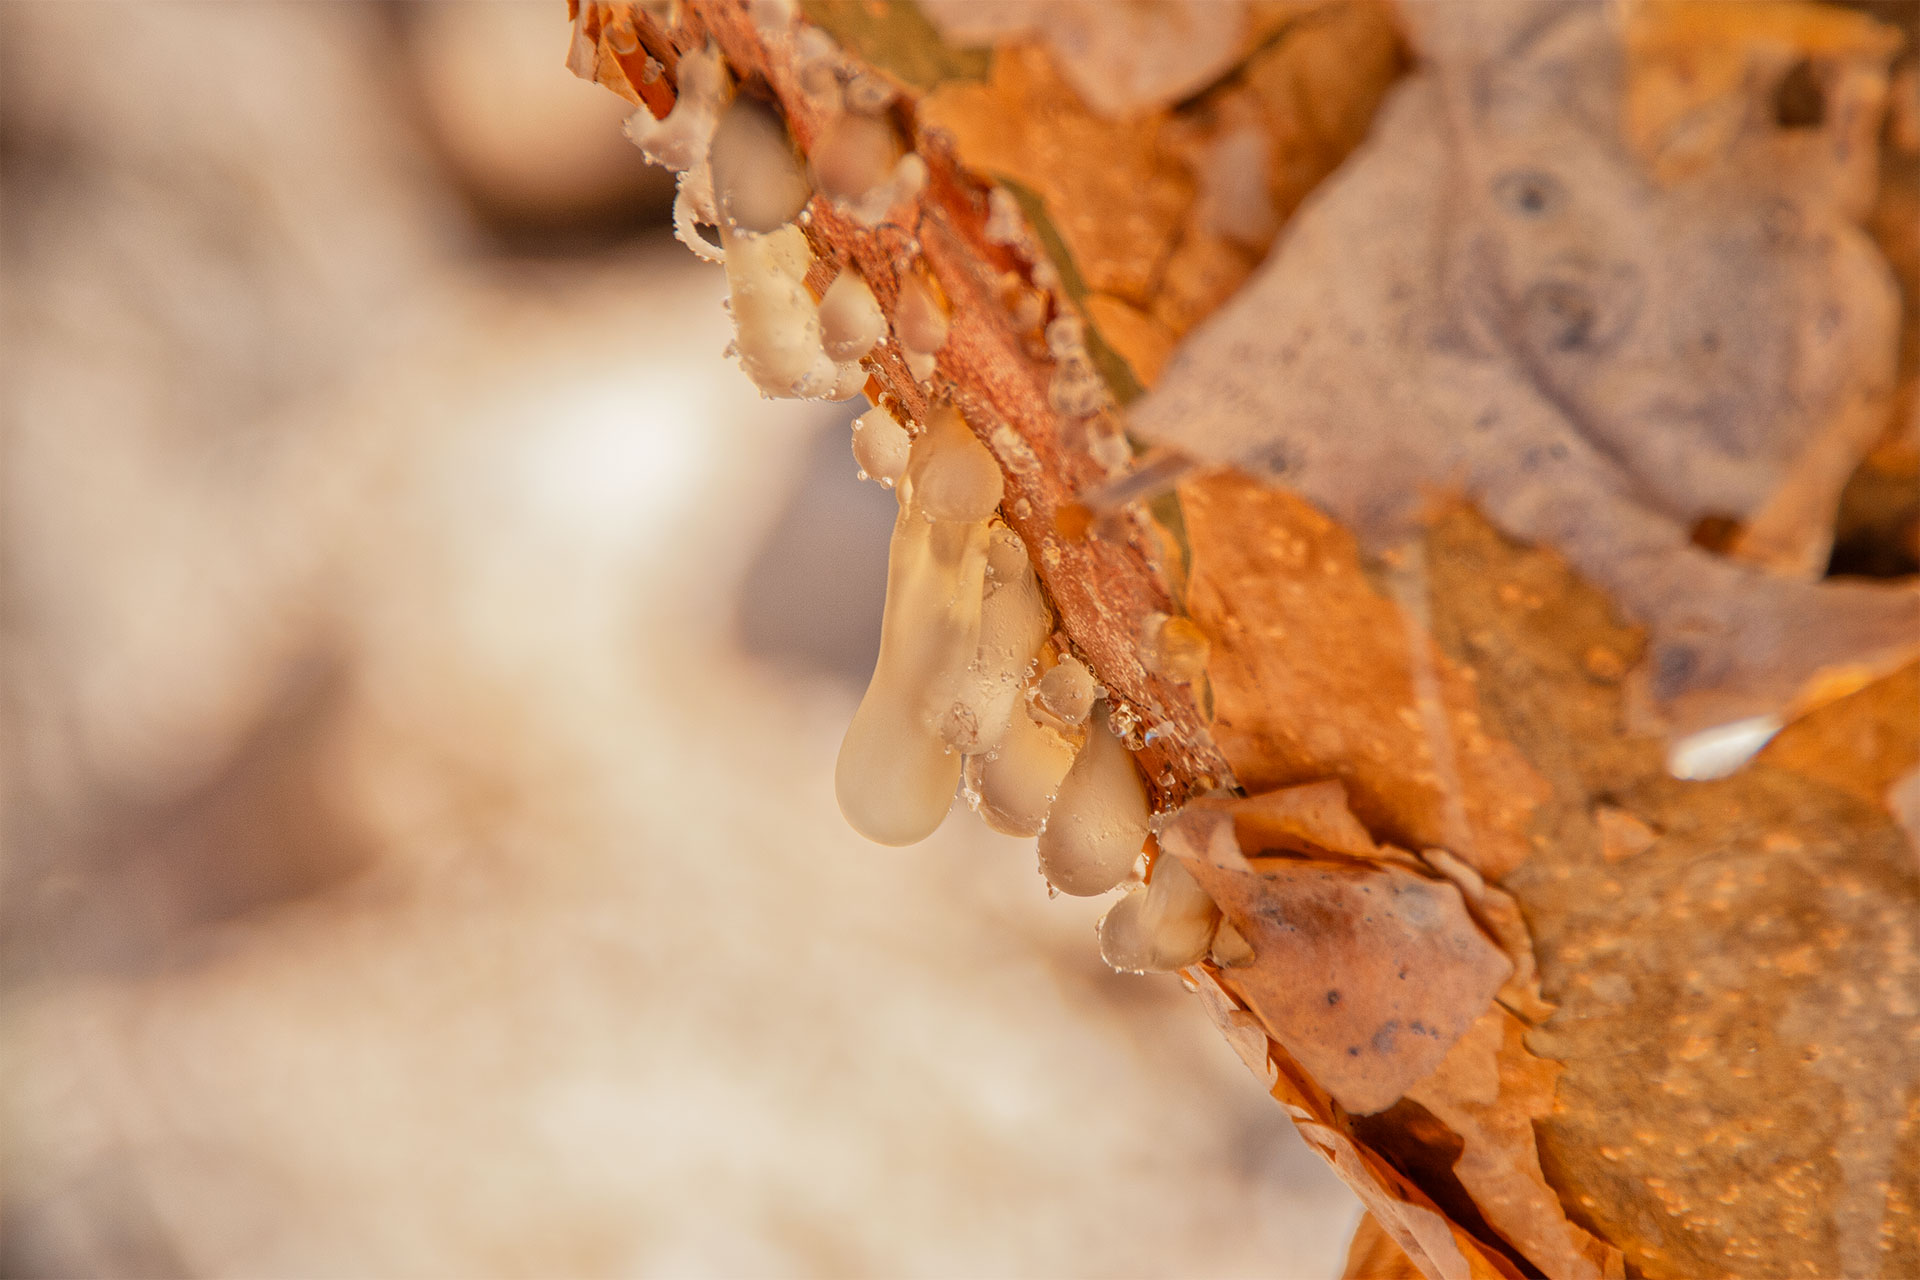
[
  {"xmin": 1525, "ymin": 278, "xmax": 1597, "ymax": 351},
  {"xmin": 1372, "ymin": 1022, "xmax": 1401, "ymax": 1054},
  {"xmin": 1256, "ymin": 439, "xmax": 1297, "ymax": 477},
  {"xmin": 1348, "ymin": 1045, "xmax": 1362, "ymax": 1057},
  {"xmin": 1494, "ymin": 169, "xmax": 1565, "ymax": 218},
  {"xmin": 1759, "ymin": 198, "xmax": 1804, "ymax": 249},
  {"xmin": 1690, "ymin": 514, "xmax": 1742, "ymax": 553},
  {"xmin": 1774, "ymin": 58, "xmax": 1825, "ymax": 129},
  {"xmin": 1326, "ymin": 989, "xmax": 1342, "ymax": 1006},
  {"xmin": 1653, "ymin": 642, "xmax": 1699, "ymax": 697}
]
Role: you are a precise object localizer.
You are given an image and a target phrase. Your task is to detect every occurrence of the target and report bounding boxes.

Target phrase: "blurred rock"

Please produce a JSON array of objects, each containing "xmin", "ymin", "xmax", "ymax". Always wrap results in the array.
[{"xmin": 400, "ymin": 0, "xmax": 674, "ymax": 247}]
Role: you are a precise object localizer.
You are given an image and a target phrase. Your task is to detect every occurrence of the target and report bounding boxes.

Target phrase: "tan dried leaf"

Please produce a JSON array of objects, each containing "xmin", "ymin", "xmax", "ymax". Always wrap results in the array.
[
  {"xmin": 1405, "ymin": 1010, "xmax": 1621, "ymax": 1280},
  {"xmin": 1182, "ymin": 474, "xmax": 1550, "ymax": 878},
  {"xmin": 918, "ymin": 45, "xmax": 1193, "ymax": 305},
  {"xmin": 1420, "ymin": 847, "xmax": 1554, "ymax": 1025},
  {"xmin": 919, "ymin": 0, "xmax": 1260, "ymax": 120},
  {"xmin": 1229, "ymin": 778, "xmax": 1382, "ymax": 859},
  {"xmin": 1343, "ymin": 1213, "xmax": 1428, "ymax": 1280},
  {"xmin": 1163, "ymin": 802, "xmax": 1512, "ymax": 1115},
  {"xmin": 1188, "ymin": 971, "xmax": 1526, "ymax": 1280}
]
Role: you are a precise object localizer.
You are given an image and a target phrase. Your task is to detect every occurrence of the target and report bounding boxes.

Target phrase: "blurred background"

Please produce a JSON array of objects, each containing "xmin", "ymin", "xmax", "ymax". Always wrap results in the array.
[{"xmin": 0, "ymin": 3, "xmax": 1355, "ymax": 1275}]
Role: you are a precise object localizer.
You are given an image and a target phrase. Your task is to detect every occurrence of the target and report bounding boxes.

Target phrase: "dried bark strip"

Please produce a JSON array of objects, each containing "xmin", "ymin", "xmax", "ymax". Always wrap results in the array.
[{"xmin": 570, "ymin": 0, "xmax": 1232, "ymax": 802}]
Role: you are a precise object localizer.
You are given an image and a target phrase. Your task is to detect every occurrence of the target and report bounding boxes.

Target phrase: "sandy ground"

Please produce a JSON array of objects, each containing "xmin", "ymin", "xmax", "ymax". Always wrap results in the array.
[{"xmin": 0, "ymin": 4, "xmax": 1355, "ymax": 1276}]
